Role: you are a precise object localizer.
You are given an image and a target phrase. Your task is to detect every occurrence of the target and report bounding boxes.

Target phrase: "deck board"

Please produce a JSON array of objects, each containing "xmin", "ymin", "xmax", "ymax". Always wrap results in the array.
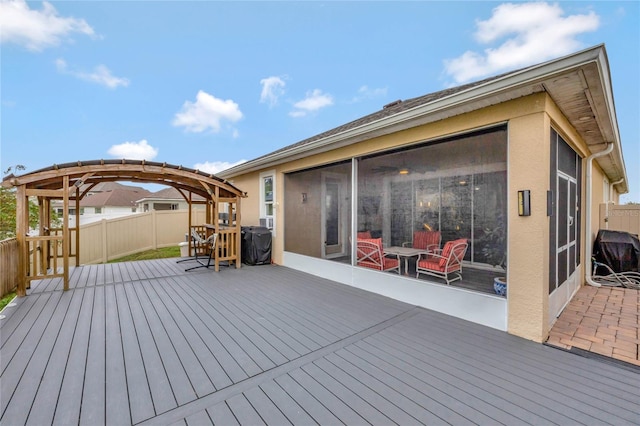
[
  {"xmin": 1, "ymin": 259, "xmax": 638, "ymax": 425},
  {"xmin": 242, "ymin": 386, "xmax": 292, "ymax": 426},
  {"xmin": 1, "ymin": 291, "xmax": 71, "ymax": 425},
  {"xmin": 393, "ymin": 312, "xmax": 640, "ymax": 423},
  {"xmin": 123, "ymin": 281, "xmax": 178, "ymax": 415},
  {"xmin": 53, "ymin": 287, "xmax": 94, "ymax": 425},
  {"xmin": 25, "ymin": 289, "xmax": 85, "ymax": 426},
  {"xmin": 115, "ymin": 284, "xmax": 155, "ymax": 424},
  {"xmin": 80, "ymin": 286, "xmax": 106, "ymax": 425},
  {"xmin": 104, "ymin": 284, "xmax": 132, "ymax": 426}
]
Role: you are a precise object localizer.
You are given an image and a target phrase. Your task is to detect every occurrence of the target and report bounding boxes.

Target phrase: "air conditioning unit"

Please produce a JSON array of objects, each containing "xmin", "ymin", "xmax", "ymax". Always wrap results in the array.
[{"xmin": 259, "ymin": 217, "xmax": 274, "ymax": 229}]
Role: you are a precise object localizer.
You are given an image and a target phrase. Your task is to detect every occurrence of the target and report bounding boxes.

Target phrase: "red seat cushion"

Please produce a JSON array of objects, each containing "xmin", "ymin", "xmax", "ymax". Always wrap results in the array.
[{"xmin": 417, "ymin": 259, "xmax": 444, "ymax": 272}]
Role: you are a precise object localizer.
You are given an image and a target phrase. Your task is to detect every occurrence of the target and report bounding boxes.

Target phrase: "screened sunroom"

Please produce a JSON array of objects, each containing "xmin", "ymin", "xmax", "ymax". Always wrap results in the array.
[{"xmin": 284, "ymin": 125, "xmax": 507, "ymax": 295}]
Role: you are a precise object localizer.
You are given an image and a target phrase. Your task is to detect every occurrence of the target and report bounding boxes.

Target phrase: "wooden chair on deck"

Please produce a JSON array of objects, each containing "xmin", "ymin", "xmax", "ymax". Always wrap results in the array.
[
  {"xmin": 356, "ymin": 238, "xmax": 400, "ymax": 274},
  {"xmin": 416, "ymin": 238, "xmax": 468, "ymax": 284}
]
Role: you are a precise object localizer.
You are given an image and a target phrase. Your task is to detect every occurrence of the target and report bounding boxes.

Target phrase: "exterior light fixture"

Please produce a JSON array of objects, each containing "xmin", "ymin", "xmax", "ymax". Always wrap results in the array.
[{"xmin": 398, "ymin": 168, "xmax": 409, "ymax": 175}]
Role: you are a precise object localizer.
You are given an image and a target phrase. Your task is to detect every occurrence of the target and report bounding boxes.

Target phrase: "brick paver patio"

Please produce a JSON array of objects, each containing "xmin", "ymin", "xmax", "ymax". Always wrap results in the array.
[{"xmin": 546, "ymin": 285, "xmax": 640, "ymax": 366}]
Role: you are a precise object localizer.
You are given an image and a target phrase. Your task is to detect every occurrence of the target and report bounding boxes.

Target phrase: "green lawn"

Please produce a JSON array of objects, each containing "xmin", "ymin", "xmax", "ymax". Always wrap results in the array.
[
  {"xmin": 0, "ymin": 291, "xmax": 16, "ymax": 312},
  {"xmin": 108, "ymin": 246, "xmax": 181, "ymax": 263}
]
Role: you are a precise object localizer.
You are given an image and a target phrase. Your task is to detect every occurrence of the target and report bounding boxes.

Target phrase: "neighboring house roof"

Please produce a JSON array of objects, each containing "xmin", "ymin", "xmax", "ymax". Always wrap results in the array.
[
  {"xmin": 81, "ymin": 188, "xmax": 151, "ymax": 208},
  {"xmin": 136, "ymin": 186, "xmax": 206, "ymax": 203},
  {"xmin": 219, "ymin": 44, "xmax": 627, "ymax": 194},
  {"xmin": 81, "ymin": 181, "xmax": 148, "ymax": 193}
]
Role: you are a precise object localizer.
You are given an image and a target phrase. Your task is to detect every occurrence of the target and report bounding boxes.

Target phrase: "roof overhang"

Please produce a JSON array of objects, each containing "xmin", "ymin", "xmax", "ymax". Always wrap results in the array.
[{"xmin": 219, "ymin": 44, "xmax": 627, "ymax": 194}]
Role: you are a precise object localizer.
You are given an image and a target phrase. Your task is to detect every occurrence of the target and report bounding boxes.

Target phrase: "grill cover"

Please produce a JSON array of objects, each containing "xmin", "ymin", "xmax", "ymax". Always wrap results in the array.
[
  {"xmin": 241, "ymin": 226, "xmax": 272, "ymax": 265},
  {"xmin": 592, "ymin": 229, "xmax": 640, "ymax": 274}
]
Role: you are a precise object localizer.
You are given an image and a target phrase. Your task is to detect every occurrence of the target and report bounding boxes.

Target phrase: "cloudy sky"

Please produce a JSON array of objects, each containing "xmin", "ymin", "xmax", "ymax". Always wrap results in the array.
[{"xmin": 1, "ymin": 1, "xmax": 638, "ymax": 202}]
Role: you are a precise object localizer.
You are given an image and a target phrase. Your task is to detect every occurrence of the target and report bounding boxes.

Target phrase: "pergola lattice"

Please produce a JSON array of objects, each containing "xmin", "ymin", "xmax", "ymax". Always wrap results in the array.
[{"xmin": 2, "ymin": 160, "xmax": 246, "ymax": 296}]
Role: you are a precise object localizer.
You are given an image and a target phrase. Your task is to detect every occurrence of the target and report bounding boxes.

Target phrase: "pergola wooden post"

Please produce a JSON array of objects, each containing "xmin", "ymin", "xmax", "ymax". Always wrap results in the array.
[{"xmin": 2, "ymin": 160, "xmax": 247, "ymax": 296}]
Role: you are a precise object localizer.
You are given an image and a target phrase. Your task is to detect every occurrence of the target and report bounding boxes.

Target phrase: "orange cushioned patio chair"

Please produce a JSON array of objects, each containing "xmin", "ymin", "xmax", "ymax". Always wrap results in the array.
[
  {"xmin": 416, "ymin": 238, "xmax": 468, "ymax": 284},
  {"xmin": 356, "ymin": 238, "xmax": 400, "ymax": 274},
  {"xmin": 403, "ymin": 230, "xmax": 441, "ymax": 253}
]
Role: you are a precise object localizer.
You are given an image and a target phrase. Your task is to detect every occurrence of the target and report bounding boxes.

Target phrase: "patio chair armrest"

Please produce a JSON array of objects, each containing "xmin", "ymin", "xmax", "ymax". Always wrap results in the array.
[{"xmin": 401, "ymin": 241, "xmax": 412, "ymax": 247}]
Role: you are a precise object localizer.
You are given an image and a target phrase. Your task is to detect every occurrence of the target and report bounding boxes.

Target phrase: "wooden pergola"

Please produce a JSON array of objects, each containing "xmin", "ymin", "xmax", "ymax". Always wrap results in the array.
[{"xmin": 1, "ymin": 159, "xmax": 246, "ymax": 296}]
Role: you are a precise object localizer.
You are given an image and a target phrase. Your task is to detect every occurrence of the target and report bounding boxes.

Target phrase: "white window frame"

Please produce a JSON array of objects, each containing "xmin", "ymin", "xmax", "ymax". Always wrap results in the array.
[{"xmin": 260, "ymin": 170, "xmax": 276, "ymax": 235}]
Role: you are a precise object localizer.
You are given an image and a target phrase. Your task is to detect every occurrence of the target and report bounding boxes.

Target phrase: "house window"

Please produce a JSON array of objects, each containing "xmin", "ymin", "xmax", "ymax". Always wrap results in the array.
[
  {"xmin": 95, "ymin": 207, "xmax": 102, "ymax": 214},
  {"xmin": 260, "ymin": 170, "xmax": 275, "ymax": 231},
  {"xmin": 171, "ymin": 203, "xmax": 179, "ymax": 210}
]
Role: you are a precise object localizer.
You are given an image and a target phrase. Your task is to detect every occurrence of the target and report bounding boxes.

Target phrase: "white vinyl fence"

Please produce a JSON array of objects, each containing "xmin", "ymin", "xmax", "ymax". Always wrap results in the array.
[{"xmin": 78, "ymin": 210, "xmax": 206, "ymax": 264}]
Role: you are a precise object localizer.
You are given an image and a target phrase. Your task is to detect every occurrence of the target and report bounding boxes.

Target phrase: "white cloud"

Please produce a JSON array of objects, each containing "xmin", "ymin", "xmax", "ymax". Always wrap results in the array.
[
  {"xmin": 443, "ymin": 2, "xmax": 600, "ymax": 84},
  {"xmin": 107, "ymin": 139, "xmax": 158, "ymax": 160},
  {"xmin": 56, "ymin": 58, "xmax": 129, "ymax": 89},
  {"xmin": 193, "ymin": 160, "xmax": 247, "ymax": 174},
  {"xmin": 260, "ymin": 76, "xmax": 286, "ymax": 107},
  {"xmin": 289, "ymin": 89, "xmax": 333, "ymax": 117},
  {"xmin": 351, "ymin": 85, "xmax": 388, "ymax": 102},
  {"xmin": 172, "ymin": 90, "xmax": 243, "ymax": 133},
  {"xmin": 0, "ymin": 0, "xmax": 95, "ymax": 51}
]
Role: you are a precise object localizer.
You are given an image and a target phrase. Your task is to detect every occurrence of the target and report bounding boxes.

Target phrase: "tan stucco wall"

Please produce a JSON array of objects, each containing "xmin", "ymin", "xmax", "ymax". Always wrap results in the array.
[{"xmin": 506, "ymin": 111, "xmax": 550, "ymax": 341}]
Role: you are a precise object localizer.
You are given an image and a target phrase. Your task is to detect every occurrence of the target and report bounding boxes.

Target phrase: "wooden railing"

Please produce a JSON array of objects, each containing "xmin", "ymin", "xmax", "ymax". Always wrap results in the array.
[
  {"xmin": 0, "ymin": 238, "xmax": 19, "ymax": 298},
  {"xmin": 218, "ymin": 228, "xmax": 238, "ymax": 266},
  {"xmin": 25, "ymin": 235, "xmax": 65, "ymax": 285}
]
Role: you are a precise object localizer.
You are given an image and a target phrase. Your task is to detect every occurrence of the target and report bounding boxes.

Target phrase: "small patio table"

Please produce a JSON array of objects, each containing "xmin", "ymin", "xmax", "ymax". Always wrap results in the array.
[{"xmin": 384, "ymin": 246, "xmax": 428, "ymax": 275}]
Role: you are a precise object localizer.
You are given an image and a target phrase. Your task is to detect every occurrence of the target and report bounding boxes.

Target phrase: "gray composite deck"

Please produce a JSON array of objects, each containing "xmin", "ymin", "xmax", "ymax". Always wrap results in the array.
[{"xmin": 1, "ymin": 259, "xmax": 638, "ymax": 425}]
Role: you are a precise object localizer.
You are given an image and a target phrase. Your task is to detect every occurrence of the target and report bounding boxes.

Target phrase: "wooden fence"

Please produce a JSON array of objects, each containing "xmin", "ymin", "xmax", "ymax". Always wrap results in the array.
[
  {"xmin": 0, "ymin": 238, "xmax": 19, "ymax": 299},
  {"xmin": 599, "ymin": 204, "xmax": 640, "ymax": 236}
]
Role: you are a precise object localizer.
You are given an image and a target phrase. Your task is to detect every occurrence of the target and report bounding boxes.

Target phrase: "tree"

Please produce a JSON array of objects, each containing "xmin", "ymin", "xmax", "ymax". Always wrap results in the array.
[
  {"xmin": 1, "ymin": 165, "xmax": 59, "ymax": 240},
  {"xmin": 0, "ymin": 186, "xmax": 41, "ymax": 240}
]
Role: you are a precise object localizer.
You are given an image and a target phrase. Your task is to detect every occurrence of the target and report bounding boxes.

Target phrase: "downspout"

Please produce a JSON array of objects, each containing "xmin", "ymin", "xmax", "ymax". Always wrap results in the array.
[
  {"xmin": 585, "ymin": 142, "xmax": 614, "ymax": 287},
  {"xmin": 605, "ymin": 178, "xmax": 625, "ymax": 229}
]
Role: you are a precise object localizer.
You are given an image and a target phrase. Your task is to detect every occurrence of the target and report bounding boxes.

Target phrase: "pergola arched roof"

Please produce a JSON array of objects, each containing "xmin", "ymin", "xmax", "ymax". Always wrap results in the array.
[{"xmin": 2, "ymin": 159, "xmax": 246, "ymax": 200}]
